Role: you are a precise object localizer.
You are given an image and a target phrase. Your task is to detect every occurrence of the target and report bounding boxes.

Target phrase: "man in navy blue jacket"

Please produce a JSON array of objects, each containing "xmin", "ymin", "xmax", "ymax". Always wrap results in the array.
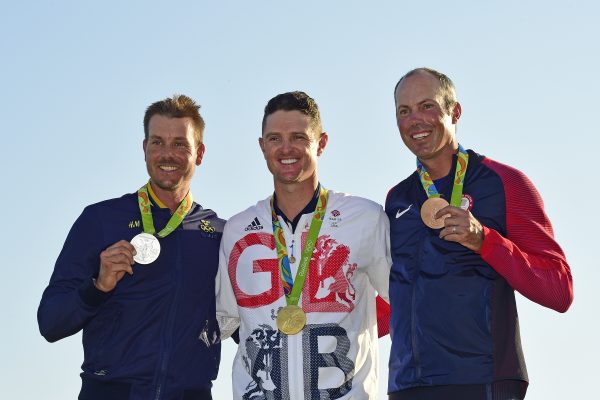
[
  {"xmin": 38, "ymin": 95, "xmax": 224, "ymax": 400},
  {"xmin": 386, "ymin": 68, "xmax": 573, "ymax": 400}
]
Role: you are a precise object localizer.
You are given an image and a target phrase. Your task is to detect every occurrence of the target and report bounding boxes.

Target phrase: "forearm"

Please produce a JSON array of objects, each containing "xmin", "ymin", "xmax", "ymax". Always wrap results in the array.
[
  {"xmin": 215, "ymin": 236, "xmax": 240, "ymax": 341},
  {"xmin": 478, "ymin": 158, "xmax": 574, "ymax": 312},
  {"xmin": 37, "ymin": 278, "xmax": 109, "ymax": 342},
  {"xmin": 480, "ymin": 226, "xmax": 573, "ymax": 312},
  {"xmin": 37, "ymin": 207, "xmax": 109, "ymax": 341}
]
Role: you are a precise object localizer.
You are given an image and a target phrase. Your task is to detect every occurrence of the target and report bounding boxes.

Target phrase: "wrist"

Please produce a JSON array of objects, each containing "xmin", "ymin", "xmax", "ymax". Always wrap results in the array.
[
  {"xmin": 93, "ymin": 278, "xmax": 112, "ymax": 293},
  {"xmin": 78, "ymin": 278, "xmax": 112, "ymax": 307}
]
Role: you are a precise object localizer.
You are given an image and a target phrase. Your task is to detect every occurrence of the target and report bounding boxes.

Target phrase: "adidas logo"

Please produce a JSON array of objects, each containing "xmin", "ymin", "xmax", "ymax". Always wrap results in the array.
[{"xmin": 245, "ymin": 217, "xmax": 264, "ymax": 231}]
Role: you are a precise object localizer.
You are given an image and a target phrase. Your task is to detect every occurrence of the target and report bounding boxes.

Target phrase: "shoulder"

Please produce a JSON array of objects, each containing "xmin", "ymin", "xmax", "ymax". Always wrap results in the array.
[
  {"xmin": 385, "ymin": 171, "xmax": 418, "ymax": 204},
  {"xmin": 81, "ymin": 192, "xmax": 137, "ymax": 217},
  {"xmin": 480, "ymin": 156, "xmax": 536, "ymax": 190},
  {"xmin": 223, "ymin": 197, "xmax": 271, "ymax": 233},
  {"xmin": 191, "ymin": 205, "xmax": 227, "ymax": 232},
  {"xmin": 474, "ymin": 155, "xmax": 546, "ymax": 216},
  {"xmin": 66, "ymin": 193, "xmax": 137, "ymax": 240},
  {"xmin": 327, "ymin": 190, "xmax": 384, "ymax": 215}
]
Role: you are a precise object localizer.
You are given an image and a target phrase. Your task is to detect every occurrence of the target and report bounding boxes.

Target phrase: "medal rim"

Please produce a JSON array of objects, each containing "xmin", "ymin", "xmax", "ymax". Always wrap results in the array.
[
  {"xmin": 276, "ymin": 305, "xmax": 306, "ymax": 335},
  {"xmin": 131, "ymin": 232, "xmax": 161, "ymax": 265},
  {"xmin": 420, "ymin": 197, "xmax": 450, "ymax": 229}
]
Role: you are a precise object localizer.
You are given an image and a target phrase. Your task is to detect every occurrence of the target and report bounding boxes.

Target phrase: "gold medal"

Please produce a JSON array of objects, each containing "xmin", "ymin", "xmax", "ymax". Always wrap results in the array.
[
  {"xmin": 420, "ymin": 197, "xmax": 450, "ymax": 229},
  {"xmin": 276, "ymin": 305, "xmax": 306, "ymax": 335}
]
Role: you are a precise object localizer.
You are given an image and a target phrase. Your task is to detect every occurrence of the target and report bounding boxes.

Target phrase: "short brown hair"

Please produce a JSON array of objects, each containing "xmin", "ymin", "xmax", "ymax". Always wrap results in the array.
[
  {"xmin": 143, "ymin": 94, "xmax": 205, "ymax": 145},
  {"xmin": 262, "ymin": 91, "xmax": 323, "ymax": 136},
  {"xmin": 394, "ymin": 67, "xmax": 457, "ymax": 114}
]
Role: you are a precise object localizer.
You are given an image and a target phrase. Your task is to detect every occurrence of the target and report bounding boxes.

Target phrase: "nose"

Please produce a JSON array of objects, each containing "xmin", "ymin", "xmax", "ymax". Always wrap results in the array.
[
  {"xmin": 280, "ymin": 137, "xmax": 293, "ymax": 152},
  {"xmin": 156, "ymin": 143, "xmax": 178, "ymax": 159},
  {"xmin": 399, "ymin": 111, "xmax": 425, "ymax": 132},
  {"xmin": 405, "ymin": 110, "xmax": 424, "ymax": 125}
]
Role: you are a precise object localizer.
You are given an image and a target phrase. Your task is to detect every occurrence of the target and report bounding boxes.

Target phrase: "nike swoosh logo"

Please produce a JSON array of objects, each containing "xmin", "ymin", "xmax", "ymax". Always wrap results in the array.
[{"xmin": 396, "ymin": 204, "xmax": 413, "ymax": 218}]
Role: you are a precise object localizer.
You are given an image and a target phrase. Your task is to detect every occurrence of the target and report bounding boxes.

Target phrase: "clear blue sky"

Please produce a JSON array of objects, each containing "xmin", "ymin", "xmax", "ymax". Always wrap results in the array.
[{"xmin": 1, "ymin": 1, "xmax": 597, "ymax": 399}]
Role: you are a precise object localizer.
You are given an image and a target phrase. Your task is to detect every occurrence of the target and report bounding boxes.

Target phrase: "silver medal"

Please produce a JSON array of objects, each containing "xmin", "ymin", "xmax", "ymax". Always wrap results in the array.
[{"xmin": 131, "ymin": 233, "xmax": 161, "ymax": 265}]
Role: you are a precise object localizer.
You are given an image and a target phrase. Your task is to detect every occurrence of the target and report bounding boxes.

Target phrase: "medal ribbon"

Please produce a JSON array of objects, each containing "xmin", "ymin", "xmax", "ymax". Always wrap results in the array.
[
  {"xmin": 137, "ymin": 182, "xmax": 193, "ymax": 238},
  {"xmin": 416, "ymin": 144, "xmax": 469, "ymax": 207},
  {"xmin": 270, "ymin": 187, "xmax": 328, "ymax": 306}
]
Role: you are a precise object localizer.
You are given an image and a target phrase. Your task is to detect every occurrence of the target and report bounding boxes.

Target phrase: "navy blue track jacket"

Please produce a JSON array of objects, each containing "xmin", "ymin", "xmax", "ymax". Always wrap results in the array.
[{"xmin": 38, "ymin": 192, "xmax": 224, "ymax": 400}]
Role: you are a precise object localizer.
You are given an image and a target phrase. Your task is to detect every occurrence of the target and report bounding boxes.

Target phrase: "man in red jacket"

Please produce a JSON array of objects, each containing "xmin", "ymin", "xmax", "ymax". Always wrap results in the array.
[{"xmin": 386, "ymin": 67, "xmax": 573, "ymax": 400}]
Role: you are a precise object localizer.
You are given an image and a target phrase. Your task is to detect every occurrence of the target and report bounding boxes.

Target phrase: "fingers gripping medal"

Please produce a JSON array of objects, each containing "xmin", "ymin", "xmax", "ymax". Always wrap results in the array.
[
  {"xmin": 134, "ymin": 182, "xmax": 193, "ymax": 265},
  {"xmin": 271, "ymin": 187, "xmax": 328, "ymax": 335},
  {"xmin": 417, "ymin": 144, "xmax": 469, "ymax": 229}
]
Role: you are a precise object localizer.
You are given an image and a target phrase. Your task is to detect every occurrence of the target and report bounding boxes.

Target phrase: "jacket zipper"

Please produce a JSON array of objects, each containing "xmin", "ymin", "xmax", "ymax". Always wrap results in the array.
[
  {"xmin": 411, "ymin": 238, "xmax": 423, "ymax": 379},
  {"xmin": 154, "ymin": 233, "xmax": 183, "ymax": 400},
  {"xmin": 287, "ymin": 218, "xmax": 303, "ymax": 400}
]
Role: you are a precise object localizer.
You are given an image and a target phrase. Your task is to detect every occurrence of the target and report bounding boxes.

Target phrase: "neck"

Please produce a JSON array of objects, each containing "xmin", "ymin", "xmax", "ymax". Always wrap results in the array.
[
  {"xmin": 149, "ymin": 182, "xmax": 189, "ymax": 213},
  {"xmin": 420, "ymin": 143, "xmax": 459, "ymax": 180},
  {"xmin": 420, "ymin": 158, "xmax": 452, "ymax": 180},
  {"xmin": 274, "ymin": 178, "xmax": 318, "ymax": 221}
]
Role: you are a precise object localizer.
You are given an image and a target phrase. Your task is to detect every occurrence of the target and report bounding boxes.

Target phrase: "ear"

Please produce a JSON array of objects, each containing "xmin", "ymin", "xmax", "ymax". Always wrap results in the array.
[
  {"xmin": 258, "ymin": 137, "xmax": 266, "ymax": 157},
  {"xmin": 451, "ymin": 102, "xmax": 462, "ymax": 124},
  {"xmin": 143, "ymin": 139, "xmax": 148, "ymax": 161},
  {"xmin": 195, "ymin": 143, "xmax": 205, "ymax": 166},
  {"xmin": 317, "ymin": 132, "xmax": 328, "ymax": 156}
]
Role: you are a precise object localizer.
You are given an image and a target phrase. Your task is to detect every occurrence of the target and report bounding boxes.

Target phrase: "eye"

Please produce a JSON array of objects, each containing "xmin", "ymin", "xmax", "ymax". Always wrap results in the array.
[
  {"xmin": 150, "ymin": 139, "xmax": 161, "ymax": 145},
  {"xmin": 267, "ymin": 135, "xmax": 280, "ymax": 142},
  {"xmin": 422, "ymin": 102, "xmax": 436, "ymax": 110},
  {"xmin": 397, "ymin": 108, "xmax": 409, "ymax": 117}
]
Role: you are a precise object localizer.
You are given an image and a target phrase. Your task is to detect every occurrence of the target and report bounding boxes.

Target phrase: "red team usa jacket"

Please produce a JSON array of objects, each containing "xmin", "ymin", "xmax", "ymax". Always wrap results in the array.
[{"xmin": 216, "ymin": 190, "xmax": 391, "ymax": 400}]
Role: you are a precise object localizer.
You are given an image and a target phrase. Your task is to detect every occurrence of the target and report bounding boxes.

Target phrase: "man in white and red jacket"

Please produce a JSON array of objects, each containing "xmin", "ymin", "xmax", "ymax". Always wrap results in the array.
[{"xmin": 216, "ymin": 91, "xmax": 391, "ymax": 400}]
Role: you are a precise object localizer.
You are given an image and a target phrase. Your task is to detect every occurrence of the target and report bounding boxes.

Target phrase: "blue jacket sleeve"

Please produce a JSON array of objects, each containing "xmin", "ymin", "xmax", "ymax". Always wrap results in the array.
[{"xmin": 37, "ymin": 206, "xmax": 112, "ymax": 342}]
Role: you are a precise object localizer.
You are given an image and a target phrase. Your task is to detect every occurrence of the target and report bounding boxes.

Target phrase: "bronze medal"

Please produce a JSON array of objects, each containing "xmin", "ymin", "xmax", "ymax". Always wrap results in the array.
[
  {"xmin": 276, "ymin": 305, "xmax": 306, "ymax": 335},
  {"xmin": 420, "ymin": 197, "xmax": 450, "ymax": 229},
  {"xmin": 288, "ymin": 256, "xmax": 296, "ymax": 264}
]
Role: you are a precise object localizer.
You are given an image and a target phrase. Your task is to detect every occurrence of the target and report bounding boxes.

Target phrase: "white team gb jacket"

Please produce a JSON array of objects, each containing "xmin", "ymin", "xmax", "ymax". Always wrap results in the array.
[{"xmin": 216, "ymin": 190, "xmax": 391, "ymax": 400}]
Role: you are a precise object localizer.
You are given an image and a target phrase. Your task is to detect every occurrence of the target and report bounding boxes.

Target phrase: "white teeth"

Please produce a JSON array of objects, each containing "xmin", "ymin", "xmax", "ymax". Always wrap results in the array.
[
  {"xmin": 159, "ymin": 165, "xmax": 177, "ymax": 171},
  {"xmin": 413, "ymin": 132, "xmax": 429, "ymax": 140},
  {"xmin": 281, "ymin": 159, "xmax": 298, "ymax": 165}
]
